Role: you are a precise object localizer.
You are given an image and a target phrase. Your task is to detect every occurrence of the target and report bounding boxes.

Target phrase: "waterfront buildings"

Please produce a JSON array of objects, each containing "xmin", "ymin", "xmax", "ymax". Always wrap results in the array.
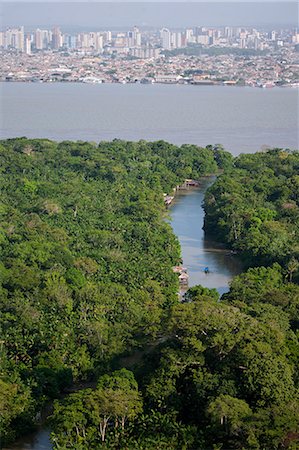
[
  {"xmin": 1, "ymin": 25, "xmax": 298, "ymax": 87},
  {"xmin": 1, "ymin": 25, "xmax": 298, "ymax": 54}
]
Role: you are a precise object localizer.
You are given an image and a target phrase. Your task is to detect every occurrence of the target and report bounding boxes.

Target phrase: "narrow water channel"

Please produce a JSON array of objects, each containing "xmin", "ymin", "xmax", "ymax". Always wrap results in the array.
[
  {"xmin": 170, "ymin": 176, "xmax": 242, "ymax": 296},
  {"xmin": 4, "ymin": 429, "xmax": 52, "ymax": 450}
]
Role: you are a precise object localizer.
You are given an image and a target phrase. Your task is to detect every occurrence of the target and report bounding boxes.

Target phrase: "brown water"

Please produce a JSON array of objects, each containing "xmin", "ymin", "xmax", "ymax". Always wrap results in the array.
[{"xmin": 1, "ymin": 83, "xmax": 298, "ymax": 155}]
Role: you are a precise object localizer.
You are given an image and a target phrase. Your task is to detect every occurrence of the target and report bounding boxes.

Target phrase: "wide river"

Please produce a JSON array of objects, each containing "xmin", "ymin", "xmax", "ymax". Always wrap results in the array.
[{"xmin": 0, "ymin": 82, "xmax": 298, "ymax": 155}]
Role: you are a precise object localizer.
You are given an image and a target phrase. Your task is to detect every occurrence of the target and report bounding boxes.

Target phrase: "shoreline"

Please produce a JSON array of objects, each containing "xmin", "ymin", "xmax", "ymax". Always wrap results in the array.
[{"xmin": 1, "ymin": 80, "xmax": 298, "ymax": 89}]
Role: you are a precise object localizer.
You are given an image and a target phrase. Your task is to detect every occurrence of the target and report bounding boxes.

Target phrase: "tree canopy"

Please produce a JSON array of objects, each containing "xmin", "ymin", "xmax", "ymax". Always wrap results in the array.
[{"xmin": 1, "ymin": 139, "xmax": 298, "ymax": 449}]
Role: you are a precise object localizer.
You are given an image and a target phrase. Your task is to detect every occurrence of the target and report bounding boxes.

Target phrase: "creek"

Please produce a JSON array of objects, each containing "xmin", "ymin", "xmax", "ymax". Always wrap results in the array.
[{"xmin": 169, "ymin": 176, "xmax": 242, "ymax": 296}]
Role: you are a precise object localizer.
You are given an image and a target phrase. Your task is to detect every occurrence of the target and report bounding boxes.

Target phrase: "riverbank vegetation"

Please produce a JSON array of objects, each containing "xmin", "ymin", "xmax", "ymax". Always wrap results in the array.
[
  {"xmin": 0, "ymin": 138, "xmax": 228, "ymax": 446},
  {"xmin": 204, "ymin": 149, "xmax": 299, "ymax": 271},
  {"xmin": 1, "ymin": 139, "xmax": 299, "ymax": 449}
]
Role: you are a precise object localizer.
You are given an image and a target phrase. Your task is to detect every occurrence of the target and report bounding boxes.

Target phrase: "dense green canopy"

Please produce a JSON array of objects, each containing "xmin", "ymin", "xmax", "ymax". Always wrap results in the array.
[
  {"xmin": 1, "ymin": 139, "xmax": 298, "ymax": 449},
  {"xmin": 0, "ymin": 138, "xmax": 226, "ymax": 444},
  {"xmin": 204, "ymin": 149, "xmax": 299, "ymax": 270}
]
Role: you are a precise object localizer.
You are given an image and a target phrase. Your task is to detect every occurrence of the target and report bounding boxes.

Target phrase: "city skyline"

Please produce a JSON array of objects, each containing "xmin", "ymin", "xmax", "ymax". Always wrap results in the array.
[
  {"xmin": 1, "ymin": 22, "xmax": 298, "ymax": 88},
  {"xmin": 2, "ymin": 23, "xmax": 298, "ymax": 53},
  {"xmin": 1, "ymin": 2, "xmax": 298, "ymax": 30}
]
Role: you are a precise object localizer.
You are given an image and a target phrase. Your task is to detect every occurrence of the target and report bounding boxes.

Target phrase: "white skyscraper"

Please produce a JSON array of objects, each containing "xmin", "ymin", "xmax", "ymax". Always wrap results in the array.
[
  {"xmin": 127, "ymin": 27, "xmax": 141, "ymax": 48},
  {"xmin": 4, "ymin": 27, "xmax": 24, "ymax": 51},
  {"xmin": 185, "ymin": 28, "xmax": 194, "ymax": 43},
  {"xmin": 170, "ymin": 32, "xmax": 182, "ymax": 49},
  {"xmin": 105, "ymin": 31, "xmax": 112, "ymax": 42},
  {"xmin": 95, "ymin": 33, "xmax": 103, "ymax": 52},
  {"xmin": 133, "ymin": 26, "xmax": 141, "ymax": 47},
  {"xmin": 35, "ymin": 29, "xmax": 43, "ymax": 49},
  {"xmin": 25, "ymin": 35, "xmax": 32, "ymax": 54},
  {"xmin": 176, "ymin": 32, "xmax": 182, "ymax": 48},
  {"xmin": 161, "ymin": 28, "xmax": 171, "ymax": 50}
]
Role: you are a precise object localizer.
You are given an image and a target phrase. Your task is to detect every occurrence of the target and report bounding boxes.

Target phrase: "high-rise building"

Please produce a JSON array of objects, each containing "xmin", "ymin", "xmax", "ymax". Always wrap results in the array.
[
  {"xmin": 170, "ymin": 32, "xmax": 182, "ymax": 49},
  {"xmin": 224, "ymin": 27, "xmax": 233, "ymax": 39},
  {"xmin": 25, "ymin": 34, "xmax": 32, "ymax": 54},
  {"xmin": 127, "ymin": 30, "xmax": 134, "ymax": 47},
  {"xmin": 170, "ymin": 32, "xmax": 176, "ymax": 49},
  {"xmin": 16, "ymin": 26, "xmax": 24, "ymax": 51},
  {"xmin": 128, "ymin": 27, "xmax": 141, "ymax": 48},
  {"xmin": 4, "ymin": 29, "xmax": 12, "ymax": 49},
  {"xmin": 89, "ymin": 32, "xmax": 96, "ymax": 48},
  {"xmin": 254, "ymin": 37, "xmax": 260, "ymax": 50},
  {"xmin": 52, "ymin": 27, "xmax": 62, "ymax": 49},
  {"xmin": 185, "ymin": 28, "xmax": 194, "ymax": 44},
  {"xmin": 5, "ymin": 27, "xmax": 24, "ymax": 51},
  {"xmin": 35, "ymin": 29, "xmax": 43, "ymax": 49},
  {"xmin": 62, "ymin": 33, "xmax": 69, "ymax": 48},
  {"xmin": 161, "ymin": 28, "xmax": 171, "ymax": 50},
  {"xmin": 292, "ymin": 32, "xmax": 299, "ymax": 44},
  {"xmin": 35, "ymin": 29, "xmax": 50, "ymax": 50},
  {"xmin": 239, "ymin": 31, "xmax": 247, "ymax": 48},
  {"xmin": 104, "ymin": 31, "xmax": 112, "ymax": 43},
  {"xmin": 197, "ymin": 35, "xmax": 209, "ymax": 45},
  {"xmin": 240, "ymin": 38, "xmax": 246, "ymax": 48},
  {"xmin": 176, "ymin": 32, "xmax": 182, "ymax": 48},
  {"xmin": 69, "ymin": 35, "xmax": 77, "ymax": 49},
  {"xmin": 80, "ymin": 33, "xmax": 90, "ymax": 48},
  {"xmin": 133, "ymin": 26, "xmax": 141, "ymax": 47},
  {"xmin": 94, "ymin": 33, "xmax": 103, "ymax": 52},
  {"xmin": 115, "ymin": 32, "xmax": 127, "ymax": 47}
]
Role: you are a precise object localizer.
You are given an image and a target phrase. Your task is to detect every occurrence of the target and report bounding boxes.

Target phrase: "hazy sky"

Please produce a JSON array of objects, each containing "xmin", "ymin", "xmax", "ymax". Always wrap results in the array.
[{"xmin": 1, "ymin": 2, "xmax": 298, "ymax": 30}]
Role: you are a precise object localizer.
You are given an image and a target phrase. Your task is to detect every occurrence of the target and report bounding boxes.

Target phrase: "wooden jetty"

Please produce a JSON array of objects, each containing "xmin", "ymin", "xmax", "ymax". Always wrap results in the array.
[{"xmin": 177, "ymin": 179, "xmax": 200, "ymax": 190}]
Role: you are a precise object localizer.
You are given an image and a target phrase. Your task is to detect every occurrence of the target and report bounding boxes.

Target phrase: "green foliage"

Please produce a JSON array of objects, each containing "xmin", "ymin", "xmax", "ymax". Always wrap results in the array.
[
  {"xmin": 183, "ymin": 284, "xmax": 219, "ymax": 302},
  {"xmin": 0, "ymin": 137, "xmax": 220, "ymax": 445},
  {"xmin": 1, "ymin": 138, "xmax": 299, "ymax": 449},
  {"xmin": 50, "ymin": 369, "xmax": 142, "ymax": 447},
  {"xmin": 0, "ymin": 378, "xmax": 35, "ymax": 444},
  {"xmin": 204, "ymin": 149, "xmax": 299, "ymax": 270},
  {"xmin": 207, "ymin": 394, "xmax": 252, "ymax": 444},
  {"xmin": 143, "ymin": 294, "xmax": 299, "ymax": 449}
]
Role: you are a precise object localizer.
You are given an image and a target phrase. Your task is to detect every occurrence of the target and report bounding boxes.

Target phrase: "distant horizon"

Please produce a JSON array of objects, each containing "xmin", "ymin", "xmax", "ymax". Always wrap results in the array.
[
  {"xmin": 1, "ymin": 23, "xmax": 298, "ymax": 34},
  {"xmin": 1, "ymin": 2, "xmax": 298, "ymax": 30}
]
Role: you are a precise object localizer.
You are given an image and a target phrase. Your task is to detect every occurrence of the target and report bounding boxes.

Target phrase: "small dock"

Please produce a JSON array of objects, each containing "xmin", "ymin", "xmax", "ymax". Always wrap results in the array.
[
  {"xmin": 177, "ymin": 179, "xmax": 200, "ymax": 190},
  {"xmin": 164, "ymin": 180, "xmax": 200, "ymax": 206}
]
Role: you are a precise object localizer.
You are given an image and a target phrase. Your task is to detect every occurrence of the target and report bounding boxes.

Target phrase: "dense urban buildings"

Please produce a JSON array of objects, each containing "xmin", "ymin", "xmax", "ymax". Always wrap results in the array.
[{"xmin": 1, "ymin": 25, "xmax": 298, "ymax": 86}]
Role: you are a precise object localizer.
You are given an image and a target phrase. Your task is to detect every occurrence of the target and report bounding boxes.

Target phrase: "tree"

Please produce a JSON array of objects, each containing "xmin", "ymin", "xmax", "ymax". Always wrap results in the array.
[
  {"xmin": 207, "ymin": 394, "xmax": 252, "ymax": 442},
  {"xmin": 286, "ymin": 257, "xmax": 299, "ymax": 283},
  {"xmin": 50, "ymin": 369, "xmax": 143, "ymax": 446},
  {"xmin": 183, "ymin": 284, "xmax": 219, "ymax": 302},
  {"xmin": 95, "ymin": 369, "xmax": 143, "ymax": 434}
]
